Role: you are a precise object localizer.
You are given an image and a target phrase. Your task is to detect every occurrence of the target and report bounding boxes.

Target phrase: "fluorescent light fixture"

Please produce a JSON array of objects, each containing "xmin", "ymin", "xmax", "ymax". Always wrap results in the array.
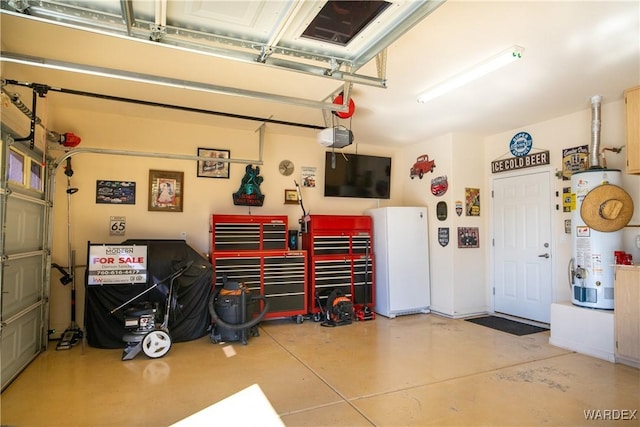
[{"xmin": 417, "ymin": 45, "xmax": 524, "ymax": 103}]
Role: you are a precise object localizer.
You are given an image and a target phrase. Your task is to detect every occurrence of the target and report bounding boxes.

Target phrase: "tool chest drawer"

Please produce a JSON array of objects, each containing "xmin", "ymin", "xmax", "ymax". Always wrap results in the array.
[
  {"xmin": 211, "ymin": 250, "xmax": 307, "ymax": 319},
  {"xmin": 211, "ymin": 214, "xmax": 287, "ymax": 251}
]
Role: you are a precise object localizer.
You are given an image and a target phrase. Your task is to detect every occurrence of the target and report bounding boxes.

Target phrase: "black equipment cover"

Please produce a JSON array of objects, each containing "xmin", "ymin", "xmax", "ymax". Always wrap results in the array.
[{"xmin": 85, "ymin": 239, "xmax": 213, "ymax": 348}]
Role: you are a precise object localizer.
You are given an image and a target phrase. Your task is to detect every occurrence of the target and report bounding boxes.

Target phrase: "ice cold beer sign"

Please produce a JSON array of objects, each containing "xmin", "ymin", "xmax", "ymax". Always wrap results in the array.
[
  {"xmin": 492, "ymin": 132, "xmax": 549, "ymax": 173},
  {"xmin": 491, "ymin": 151, "xmax": 549, "ymax": 173}
]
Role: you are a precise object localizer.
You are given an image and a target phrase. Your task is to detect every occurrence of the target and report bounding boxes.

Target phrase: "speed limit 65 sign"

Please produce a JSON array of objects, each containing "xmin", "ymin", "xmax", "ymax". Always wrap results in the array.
[{"xmin": 110, "ymin": 216, "xmax": 126, "ymax": 236}]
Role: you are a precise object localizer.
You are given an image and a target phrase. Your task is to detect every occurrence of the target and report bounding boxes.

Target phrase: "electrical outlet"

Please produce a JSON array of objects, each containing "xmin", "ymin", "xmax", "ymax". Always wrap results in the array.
[
  {"xmin": 636, "ymin": 235, "xmax": 640, "ymax": 249},
  {"xmin": 180, "ymin": 232, "xmax": 187, "ymax": 240}
]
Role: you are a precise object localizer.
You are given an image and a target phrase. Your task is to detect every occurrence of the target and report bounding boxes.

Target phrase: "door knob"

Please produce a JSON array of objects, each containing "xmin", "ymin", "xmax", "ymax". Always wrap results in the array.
[{"xmin": 538, "ymin": 253, "xmax": 550, "ymax": 259}]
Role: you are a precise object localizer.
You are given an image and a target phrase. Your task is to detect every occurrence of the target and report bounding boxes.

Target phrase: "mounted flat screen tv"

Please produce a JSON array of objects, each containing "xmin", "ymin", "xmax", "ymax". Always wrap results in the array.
[{"xmin": 324, "ymin": 152, "xmax": 391, "ymax": 199}]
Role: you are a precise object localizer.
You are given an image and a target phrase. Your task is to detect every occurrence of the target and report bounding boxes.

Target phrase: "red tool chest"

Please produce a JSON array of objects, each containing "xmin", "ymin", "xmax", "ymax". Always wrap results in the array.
[
  {"xmin": 301, "ymin": 214, "xmax": 375, "ymax": 318},
  {"xmin": 210, "ymin": 214, "xmax": 307, "ymax": 321},
  {"xmin": 210, "ymin": 214, "xmax": 288, "ymax": 252}
]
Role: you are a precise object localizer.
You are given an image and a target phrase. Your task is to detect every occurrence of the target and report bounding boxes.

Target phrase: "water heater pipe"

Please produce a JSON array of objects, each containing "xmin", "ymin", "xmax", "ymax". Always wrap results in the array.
[{"xmin": 589, "ymin": 95, "xmax": 602, "ymax": 168}]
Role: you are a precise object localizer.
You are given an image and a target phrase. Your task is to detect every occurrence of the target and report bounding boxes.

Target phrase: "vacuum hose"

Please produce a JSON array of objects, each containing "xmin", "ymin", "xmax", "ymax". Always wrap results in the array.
[{"xmin": 207, "ymin": 290, "xmax": 270, "ymax": 331}]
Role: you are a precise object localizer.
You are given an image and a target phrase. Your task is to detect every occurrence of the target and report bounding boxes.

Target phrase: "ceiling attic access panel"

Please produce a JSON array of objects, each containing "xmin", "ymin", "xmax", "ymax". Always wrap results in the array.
[{"xmin": 301, "ymin": 1, "xmax": 392, "ymax": 46}]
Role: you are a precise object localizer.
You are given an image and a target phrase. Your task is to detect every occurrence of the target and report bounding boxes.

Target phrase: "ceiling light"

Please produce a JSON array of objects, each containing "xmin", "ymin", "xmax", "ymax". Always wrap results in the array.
[{"xmin": 417, "ymin": 45, "xmax": 524, "ymax": 103}]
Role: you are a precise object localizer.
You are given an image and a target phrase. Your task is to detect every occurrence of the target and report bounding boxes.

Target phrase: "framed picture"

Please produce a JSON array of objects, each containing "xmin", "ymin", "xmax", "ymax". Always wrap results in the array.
[
  {"xmin": 284, "ymin": 189, "xmax": 299, "ymax": 204},
  {"xmin": 148, "ymin": 170, "xmax": 183, "ymax": 212},
  {"xmin": 465, "ymin": 188, "xmax": 480, "ymax": 216},
  {"xmin": 197, "ymin": 148, "xmax": 230, "ymax": 178},
  {"xmin": 458, "ymin": 227, "xmax": 479, "ymax": 248},
  {"xmin": 96, "ymin": 180, "xmax": 136, "ymax": 204}
]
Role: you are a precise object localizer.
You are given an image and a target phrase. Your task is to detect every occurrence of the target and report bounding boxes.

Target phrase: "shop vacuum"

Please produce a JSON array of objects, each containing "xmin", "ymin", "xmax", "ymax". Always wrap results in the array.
[{"xmin": 208, "ymin": 277, "xmax": 269, "ymax": 345}]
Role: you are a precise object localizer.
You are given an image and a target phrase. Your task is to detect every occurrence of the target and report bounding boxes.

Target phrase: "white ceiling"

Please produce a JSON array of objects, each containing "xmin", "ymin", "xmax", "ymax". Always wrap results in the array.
[{"xmin": 1, "ymin": 0, "xmax": 639, "ymax": 148}]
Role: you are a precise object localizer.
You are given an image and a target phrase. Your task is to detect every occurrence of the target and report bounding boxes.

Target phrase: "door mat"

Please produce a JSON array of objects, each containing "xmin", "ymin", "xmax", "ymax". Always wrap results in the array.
[{"xmin": 465, "ymin": 316, "xmax": 548, "ymax": 336}]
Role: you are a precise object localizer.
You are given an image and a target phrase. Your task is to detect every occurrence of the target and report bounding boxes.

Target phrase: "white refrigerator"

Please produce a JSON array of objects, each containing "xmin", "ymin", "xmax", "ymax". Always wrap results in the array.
[{"xmin": 366, "ymin": 206, "xmax": 430, "ymax": 318}]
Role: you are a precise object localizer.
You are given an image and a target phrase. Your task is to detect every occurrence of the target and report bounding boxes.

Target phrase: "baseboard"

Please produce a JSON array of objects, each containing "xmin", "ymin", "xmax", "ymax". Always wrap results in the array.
[{"xmin": 430, "ymin": 309, "xmax": 488, "ymax": 319}]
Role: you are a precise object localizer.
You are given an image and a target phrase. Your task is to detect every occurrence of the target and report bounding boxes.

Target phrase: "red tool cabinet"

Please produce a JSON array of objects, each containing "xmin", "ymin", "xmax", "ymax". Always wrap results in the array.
[
  {"xmin": 210, "ymin": 215, "xmax": 307, "ymax": 321},
  {"xmin": 301, "ymin": 214, "xmax": 375, "ymax": 317},
  {"xmin": 211, "ymin": 214, "xmax": 288, "ymax": 252}
]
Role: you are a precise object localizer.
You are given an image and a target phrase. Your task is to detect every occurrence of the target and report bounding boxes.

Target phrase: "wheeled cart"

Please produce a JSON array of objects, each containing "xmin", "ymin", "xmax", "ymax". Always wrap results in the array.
[
  {"xmin": 210, "ymin": 214, "xmax": 308, "ymax": 323},
  {"xmin": 302, "ymin": 215, "xmax": 375, "ymax": 320}
]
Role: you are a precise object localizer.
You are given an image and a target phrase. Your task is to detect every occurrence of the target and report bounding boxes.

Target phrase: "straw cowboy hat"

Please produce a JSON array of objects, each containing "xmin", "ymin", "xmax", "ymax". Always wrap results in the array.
[{"xmin": 581, "ymin": 184, "xmax": 634, "ymax": 232}]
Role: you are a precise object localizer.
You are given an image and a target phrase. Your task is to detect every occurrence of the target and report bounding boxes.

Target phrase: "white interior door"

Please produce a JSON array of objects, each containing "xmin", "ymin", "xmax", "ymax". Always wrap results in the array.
[{"xmin": 493, "ymin": 170, "xmax": 552, "ymax": 323}]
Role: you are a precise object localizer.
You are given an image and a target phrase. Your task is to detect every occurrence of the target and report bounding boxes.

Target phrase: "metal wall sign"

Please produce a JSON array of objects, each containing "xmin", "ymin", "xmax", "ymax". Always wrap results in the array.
[
  {"xmin": 438, "ymin": 227, "xmax": 449, "ymax": 247},
  {"xmin": 436, "ymin": 201, "xmax": 447, "ymax": 221},
  {"xmin": 431, "ymin": 175, "xmax": 448, "ymax": 196},
  {"xmin": 492, "ymin": 131, "xmax": 550, "ymax": 173},
  {"xmin": 455, "ymin": 201, "xmax": 463, "ymax": 216},
  {"xmin": 561, "ymin": 145, "xmax": 589, "ymax": 180},
  {"xmin": 110, "ymin": 216, "xmax": 126, "ymax": 236},
  {"xmin": 509, "ymin": 132, "xmax": 533, "ymax": 157},
  {"xmin": 491, "ymin": 150, "xmax": 550, "ymax": 173}
]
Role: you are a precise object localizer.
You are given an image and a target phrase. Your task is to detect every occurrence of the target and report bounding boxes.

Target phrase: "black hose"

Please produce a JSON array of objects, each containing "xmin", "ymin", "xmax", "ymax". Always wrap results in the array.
[{"xmin": 208, "ymin": 290, "xmax": 270, "ymax": 331}]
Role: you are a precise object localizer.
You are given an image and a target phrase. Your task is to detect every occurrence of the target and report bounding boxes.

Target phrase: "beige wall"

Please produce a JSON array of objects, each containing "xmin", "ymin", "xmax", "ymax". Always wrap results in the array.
[
  {"xmin": 401, "ymin": 134, "xmax": 456, "ymax": 314},
  {"xmin": 483, "ymin": 98, "xmax": 640, "ymax": 305},
  {"xmin": 42, "ymin": 97, "xmax": 640, "ymax": 334},
  {"xmin": 46, "ymin": 107, "xmax": 400, "ymax": 333},
  {"xmin": 399, "ymin": 133, "xmax": 487, "ymax": 317}
]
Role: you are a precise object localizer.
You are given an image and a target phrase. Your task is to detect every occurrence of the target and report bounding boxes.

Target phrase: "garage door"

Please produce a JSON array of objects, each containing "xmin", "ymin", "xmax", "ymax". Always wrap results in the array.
[{"xmin": 1, "ymin": 134, "xmax": 50, "ymax": 391}]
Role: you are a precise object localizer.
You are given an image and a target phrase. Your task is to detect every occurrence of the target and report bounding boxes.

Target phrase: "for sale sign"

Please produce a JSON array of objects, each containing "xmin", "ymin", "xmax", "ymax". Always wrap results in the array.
[{"xmin": 87, "ymin": 244, "xmax": 147, "ymax": 285}]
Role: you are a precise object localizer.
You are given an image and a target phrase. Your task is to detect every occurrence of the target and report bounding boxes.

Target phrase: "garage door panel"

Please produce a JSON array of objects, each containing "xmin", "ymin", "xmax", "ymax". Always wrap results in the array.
[
  {"xmin": 5, "ymin": 197, "xmax": 45, "ymax": 254},
  {"xmin": 0, "ymin": 307, "xmax": 42, "ymax": 388},
  {"xmin": 2, "ymin": 254, "xmax": 45, "ymax": 319}
]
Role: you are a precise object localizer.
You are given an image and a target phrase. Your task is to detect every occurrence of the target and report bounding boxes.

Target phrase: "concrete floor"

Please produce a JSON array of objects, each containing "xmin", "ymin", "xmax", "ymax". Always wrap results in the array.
[{"xmin": 1, "ymin": 314, "xmax": 638, "ymax": 426}]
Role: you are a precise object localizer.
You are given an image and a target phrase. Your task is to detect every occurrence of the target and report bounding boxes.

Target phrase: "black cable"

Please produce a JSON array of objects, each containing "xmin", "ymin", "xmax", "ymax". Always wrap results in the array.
[{"xmin": 3, "ymin": 80, "xmax": 325, "ymax": 131}]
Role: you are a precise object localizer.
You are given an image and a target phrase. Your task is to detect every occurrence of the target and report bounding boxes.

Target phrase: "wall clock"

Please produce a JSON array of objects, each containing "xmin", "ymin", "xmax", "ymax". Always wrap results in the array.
[{"xmin": 279, "ymin": 160, "xmax": 294, "ymax": 176}]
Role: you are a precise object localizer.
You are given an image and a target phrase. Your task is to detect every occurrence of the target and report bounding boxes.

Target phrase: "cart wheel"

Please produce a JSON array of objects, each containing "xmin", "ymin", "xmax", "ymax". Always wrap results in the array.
[
  {"xmin": 142, "ymin": 330, "xmax": 171, "ymax": 358},
  {"xmin": 295, "ymin": 315, "xmax": 304, "ymax": 324}
]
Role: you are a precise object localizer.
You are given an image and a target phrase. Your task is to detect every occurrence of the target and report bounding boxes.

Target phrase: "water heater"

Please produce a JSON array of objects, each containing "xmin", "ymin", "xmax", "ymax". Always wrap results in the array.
[{"xmin": 570, "ymin": 169, "xmax": 623, "ymax": 309}]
